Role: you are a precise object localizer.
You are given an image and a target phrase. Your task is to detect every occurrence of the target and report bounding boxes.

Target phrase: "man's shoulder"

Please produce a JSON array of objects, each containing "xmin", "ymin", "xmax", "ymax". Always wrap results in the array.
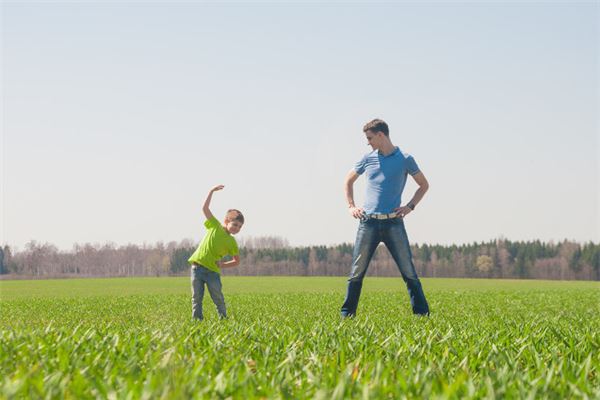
[
  {"xmin": 360, "ymin": 150, "xmax": 379, "ymax": 161},
  {"xmin": 393, "ymin": 147, "xmax": 416, "ymax": 161},
  {"xmin": 396, "ymin": 148, "xmax": 420, "ymax": 174},
  {"xmin": 400, "ymin": 151, "xmax": 415, "ymax": 160}
]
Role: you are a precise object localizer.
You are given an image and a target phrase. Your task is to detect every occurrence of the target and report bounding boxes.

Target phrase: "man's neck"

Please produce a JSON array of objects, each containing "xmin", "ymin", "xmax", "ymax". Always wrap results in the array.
[{"xmin": 378, "ymin": 142, "xmax": 396, "ymax": 156}]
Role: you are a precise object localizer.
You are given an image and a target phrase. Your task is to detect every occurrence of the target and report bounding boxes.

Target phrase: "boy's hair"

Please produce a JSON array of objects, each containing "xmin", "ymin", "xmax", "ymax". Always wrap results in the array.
[
  {"xmin": 363, "ymin": 119, "xmax": 389, "ymax": 137},
  {"xmin": 225, "ymin": 209, "xmax": 245, "ymax": 224}
]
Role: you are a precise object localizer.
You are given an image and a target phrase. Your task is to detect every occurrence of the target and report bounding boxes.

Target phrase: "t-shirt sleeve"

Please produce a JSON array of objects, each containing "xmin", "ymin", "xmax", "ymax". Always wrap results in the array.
[
  {"xmin": 406, "ymin": 155, "xmax": 420, "ymax": 176},
  {"xmin": 204, "ymin": 216, "xmax": 220, "ymax": 230},
  {"xmin": 230, "ymin": 239, "xmax": 239, "ymax": 256},
  {"xmin": 354, "ymin": 154, "xmax": 368, "ymax": 175}
]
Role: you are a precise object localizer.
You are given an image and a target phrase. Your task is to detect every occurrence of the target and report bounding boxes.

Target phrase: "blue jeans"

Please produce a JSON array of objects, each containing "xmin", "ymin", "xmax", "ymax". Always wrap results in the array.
[
  {"xmin": 341, "ymin": 217, "xmax": 430, "ymax": 317},
  {"xmin": 191, "ymin": 265, "xmax": 227, "ymax": 320}
]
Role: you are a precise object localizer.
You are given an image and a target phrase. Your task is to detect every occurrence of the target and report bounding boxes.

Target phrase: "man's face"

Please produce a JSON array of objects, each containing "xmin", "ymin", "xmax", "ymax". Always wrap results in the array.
[
  {"xmin": 225, "ymin": 220, "xmax": 243, "ymax": 235},
  {"xmin": 365, "ymin": 130, "xmax": 383, "ymax": 150}
]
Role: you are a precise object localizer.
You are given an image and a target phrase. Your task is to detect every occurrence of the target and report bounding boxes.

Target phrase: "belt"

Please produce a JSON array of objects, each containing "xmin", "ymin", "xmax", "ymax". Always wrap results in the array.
[{"xmin": 367, "ymin": 212, "xmax": 399, "ymax": 220}]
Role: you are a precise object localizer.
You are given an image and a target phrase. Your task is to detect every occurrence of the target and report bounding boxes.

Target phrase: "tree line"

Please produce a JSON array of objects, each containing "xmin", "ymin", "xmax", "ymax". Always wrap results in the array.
[{"xmin": 1, "ymin": 238, "xmax": 599, "ymax": 280}]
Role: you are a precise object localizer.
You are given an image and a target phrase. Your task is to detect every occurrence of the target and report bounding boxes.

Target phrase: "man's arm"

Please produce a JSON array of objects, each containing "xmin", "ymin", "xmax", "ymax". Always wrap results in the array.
[
  {"xmin": 202, "ymin": 185, "xmax": 224, "ymax": 220},
  {"xmin": 395, "ymin": 172, "xmax": 429, "ymax": 218},
  {"xmin": 218, "ymin": 255, "xmax": 240, "ymax": 268},
  {"xmin": 345, "ymin": 170, "xmax": 365, "ymax": 219}
]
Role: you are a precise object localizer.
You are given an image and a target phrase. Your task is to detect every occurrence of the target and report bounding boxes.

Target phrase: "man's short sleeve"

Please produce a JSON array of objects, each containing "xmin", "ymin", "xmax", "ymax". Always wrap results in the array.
[
  {"xmin": 406, "ymin": 155, "xmax": 420, "ymax": 176},
  {"xmin": 354, "ymin": 154, "xmax": 368, "ymax": 175},
  {"xmin": 204, "ymin": 216, "xmax": 220, "ymax": 230}
]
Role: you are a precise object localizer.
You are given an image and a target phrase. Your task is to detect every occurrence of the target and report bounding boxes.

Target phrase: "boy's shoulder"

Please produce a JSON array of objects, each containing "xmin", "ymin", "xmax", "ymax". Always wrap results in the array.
[{"xmin": 204, "ymin": 216, "xmax": 221, "ymax": 230}]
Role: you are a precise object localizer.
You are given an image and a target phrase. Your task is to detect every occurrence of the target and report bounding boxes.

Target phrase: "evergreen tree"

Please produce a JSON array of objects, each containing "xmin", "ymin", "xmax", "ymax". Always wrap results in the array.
[
  {"xmin": 169, "ymin": 247, "xmax": 194, "ymax": 274},
  {"xmin": 0, "ymin": 246, "xmax": 4, "ymax": 274}
]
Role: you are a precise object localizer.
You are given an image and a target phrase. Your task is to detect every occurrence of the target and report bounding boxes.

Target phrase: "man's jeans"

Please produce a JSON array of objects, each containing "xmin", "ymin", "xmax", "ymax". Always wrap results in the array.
[
  {"xmin": 191, "ymin": 265, "xmax": 227, "ymax": 320},
  {"xmin": 341, "ymin": 217, "xmax": 430, "ymax": 317}
]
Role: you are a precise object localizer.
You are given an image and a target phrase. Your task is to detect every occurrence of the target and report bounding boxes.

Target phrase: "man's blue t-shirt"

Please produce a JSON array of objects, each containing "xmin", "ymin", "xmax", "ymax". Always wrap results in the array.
[{"xmin": 355, "ymin": 147, "xmax": 420, "ymax": 214}]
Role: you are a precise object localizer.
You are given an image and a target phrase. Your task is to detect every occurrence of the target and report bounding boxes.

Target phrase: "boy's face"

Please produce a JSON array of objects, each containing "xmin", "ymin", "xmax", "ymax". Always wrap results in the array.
[{"xmin": 224, "ymin": 219, "xmax": 243, "ymax": 235}]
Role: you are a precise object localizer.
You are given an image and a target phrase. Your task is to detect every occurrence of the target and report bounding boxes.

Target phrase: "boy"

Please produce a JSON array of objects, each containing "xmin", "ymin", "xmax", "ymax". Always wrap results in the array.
[{"xmin": 188, "ymin": 184, "xmax": 244, "ymax": 320}]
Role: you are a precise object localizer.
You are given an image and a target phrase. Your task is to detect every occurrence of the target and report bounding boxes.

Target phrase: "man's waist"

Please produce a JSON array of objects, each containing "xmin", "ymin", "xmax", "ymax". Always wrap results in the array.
[
  {"xmin": 363, "ymin": 202, "xmax": 402, "ymax": 215},
  {"xmin": 364, "ymin": 212, "xmax": 399, "ymax": 220}
]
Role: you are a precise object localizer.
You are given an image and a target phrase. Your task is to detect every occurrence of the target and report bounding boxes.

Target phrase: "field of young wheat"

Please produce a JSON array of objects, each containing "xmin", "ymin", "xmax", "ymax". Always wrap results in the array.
[{"xmin": 1, "ymin": 277, "xmax": 598, "ymax": 399}]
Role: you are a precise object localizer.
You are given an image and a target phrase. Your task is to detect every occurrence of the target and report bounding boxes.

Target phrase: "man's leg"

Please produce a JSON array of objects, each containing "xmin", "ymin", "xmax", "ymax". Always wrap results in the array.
[
  {"xmin": 341, "ymin": 220, "xmax": 379, "ymax": 317},
  {"xmin": 205, "ymin": 270, "xmax": 227, "ymax": 319},
  {"xmin": 383, "ymin": 219, "xmax": 430, "ymax": 315},
  {"xmin": 191, "ymin": 267, "xmax": 205, "ymax": 320}
]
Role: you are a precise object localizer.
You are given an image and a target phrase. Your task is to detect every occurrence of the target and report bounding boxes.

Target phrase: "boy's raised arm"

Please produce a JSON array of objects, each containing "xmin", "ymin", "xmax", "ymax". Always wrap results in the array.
[{"xmin": 202, "ymin": 185, "xmax": 224, "ymax": 220}]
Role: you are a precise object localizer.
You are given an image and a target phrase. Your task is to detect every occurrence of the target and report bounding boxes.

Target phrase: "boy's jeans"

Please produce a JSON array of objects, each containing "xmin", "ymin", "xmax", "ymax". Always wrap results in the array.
[
  {"xmin": 191, "ymin": 265, "xmax": 227, "ymax": 320},
  {"xmin": 341, "ymin": 217, "xmax": 430, "ymax": 317}
]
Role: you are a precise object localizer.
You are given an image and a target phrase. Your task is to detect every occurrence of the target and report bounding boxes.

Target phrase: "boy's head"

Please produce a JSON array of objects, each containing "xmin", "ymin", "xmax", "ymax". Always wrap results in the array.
[{"xmin": 224, "ymin": 209, "xmax": 244, "ymax": 235}]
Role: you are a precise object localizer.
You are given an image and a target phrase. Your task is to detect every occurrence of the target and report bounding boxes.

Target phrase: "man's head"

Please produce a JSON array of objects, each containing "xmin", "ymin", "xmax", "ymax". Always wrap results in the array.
[
  {"xmin": 363, "ymin": 119, "xmax": 390, "ymax": 151},
  {"xmin": 224, "ymin": 209, "xmax": 244, "ymax": 235}
]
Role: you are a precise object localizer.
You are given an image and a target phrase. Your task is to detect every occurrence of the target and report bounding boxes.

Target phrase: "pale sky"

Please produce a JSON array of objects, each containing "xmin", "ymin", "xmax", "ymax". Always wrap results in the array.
[{"xmin": 2, "ymin": 1, "xmax": 599, "ymax": 250}]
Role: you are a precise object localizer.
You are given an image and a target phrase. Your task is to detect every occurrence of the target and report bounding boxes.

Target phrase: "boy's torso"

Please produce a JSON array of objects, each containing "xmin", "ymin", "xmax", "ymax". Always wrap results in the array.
[{"xmin": 188, "ymin": 218, "xmax": 238, "ymax": 273}]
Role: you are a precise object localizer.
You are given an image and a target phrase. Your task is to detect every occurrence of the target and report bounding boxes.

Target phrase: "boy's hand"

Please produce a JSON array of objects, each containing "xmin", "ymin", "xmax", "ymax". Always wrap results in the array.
[{"xmin": 210, "ymin": 185, "xmax": 225, "ymax": 193}]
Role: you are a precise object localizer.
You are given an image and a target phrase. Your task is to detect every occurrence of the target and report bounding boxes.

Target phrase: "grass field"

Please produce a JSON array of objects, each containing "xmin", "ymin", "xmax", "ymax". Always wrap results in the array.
[{"xmin": 1, "ymin": 277, "xmax": 599, "ymax": 399}]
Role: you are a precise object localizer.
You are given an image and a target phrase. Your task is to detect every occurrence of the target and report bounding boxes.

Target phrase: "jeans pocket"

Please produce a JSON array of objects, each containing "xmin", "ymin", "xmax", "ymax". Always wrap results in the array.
[{"xmin": 392, "ymin": 217, "xmax": 404, "ymax": 225}]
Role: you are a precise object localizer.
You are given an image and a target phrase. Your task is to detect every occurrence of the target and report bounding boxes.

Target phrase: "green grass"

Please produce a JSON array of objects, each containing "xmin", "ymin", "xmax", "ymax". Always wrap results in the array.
[
  {"xmin": 2, "ymin": 276, "xmax": 597, "ymax": 298},
  {"xmin": 1, "ymin": 277, "xmax": 599, "ymax": 399}
]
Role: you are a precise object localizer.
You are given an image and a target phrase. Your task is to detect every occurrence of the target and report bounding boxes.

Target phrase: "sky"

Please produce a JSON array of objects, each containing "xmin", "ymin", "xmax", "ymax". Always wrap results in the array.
[{"xmin": 1, "ymin": 1, "xmax": 599, "ymax": 250}]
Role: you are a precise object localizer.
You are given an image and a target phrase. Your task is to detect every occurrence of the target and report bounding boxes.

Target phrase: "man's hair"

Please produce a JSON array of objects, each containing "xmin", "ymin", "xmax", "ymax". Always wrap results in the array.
[
  {"xmin": 363, "ymin": 119, "xmax": 389, "ymax": 137},
  {"xmin": 225, "ymin": 209, "xmax": 244, "ymax": 224}
]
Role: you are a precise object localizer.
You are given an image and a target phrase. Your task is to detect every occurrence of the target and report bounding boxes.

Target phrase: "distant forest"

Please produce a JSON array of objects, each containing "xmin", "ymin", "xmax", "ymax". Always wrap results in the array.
[{"xmin": 1, "ymin": 237, "xmax": 599, "ymax": 280}]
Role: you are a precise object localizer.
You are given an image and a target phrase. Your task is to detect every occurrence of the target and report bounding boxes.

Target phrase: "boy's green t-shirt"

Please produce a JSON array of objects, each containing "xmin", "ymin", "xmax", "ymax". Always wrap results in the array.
[{"xmin": 188, "ymin": 216, "xmax": 239, "ymax": 274}]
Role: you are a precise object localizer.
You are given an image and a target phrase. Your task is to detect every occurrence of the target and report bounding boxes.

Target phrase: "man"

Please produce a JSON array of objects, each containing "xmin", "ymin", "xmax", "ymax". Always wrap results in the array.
[{"xmin": 341, "ymin": 119, "xmax": 430, "ymax": 317}]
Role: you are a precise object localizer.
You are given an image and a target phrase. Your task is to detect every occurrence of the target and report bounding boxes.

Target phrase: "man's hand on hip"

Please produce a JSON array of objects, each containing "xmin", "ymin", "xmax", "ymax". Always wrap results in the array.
[
  {"xmin": 349, "ymin": 206, "xmax": 366, "ymax": 219},
  {"xmin": 394, "ymin": 206, "xmax": 413, "ymax": 218}
]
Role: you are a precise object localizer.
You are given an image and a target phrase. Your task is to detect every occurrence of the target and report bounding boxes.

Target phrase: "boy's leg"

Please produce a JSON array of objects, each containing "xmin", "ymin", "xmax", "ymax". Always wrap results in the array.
[
  {"xmin": 191, "ymin": 267, "xmax": 205, "ymax": 320},
  {"xmin": 382, "ymin": 219, "xmax": 430, "ymax": 315},
  {"xmin": 341, "ymin": 219, "xmax": 379, "ymax": 317},
  {"xmin": 205, "ymin": 271, "xmax": 227, "ymax": 318}
]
